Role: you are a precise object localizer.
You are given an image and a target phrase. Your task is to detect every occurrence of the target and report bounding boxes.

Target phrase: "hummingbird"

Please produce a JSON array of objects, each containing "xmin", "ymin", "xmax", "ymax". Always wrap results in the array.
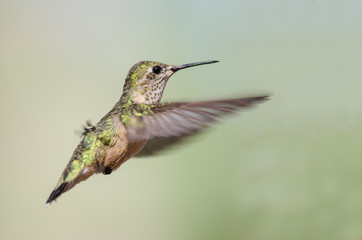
[{"xmin": 46, "ymin": 60, "xmax": 268, "ymax": 205}]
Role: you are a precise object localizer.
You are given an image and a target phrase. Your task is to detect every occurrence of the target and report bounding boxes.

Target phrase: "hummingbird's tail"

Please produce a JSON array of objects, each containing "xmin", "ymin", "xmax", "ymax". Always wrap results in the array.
[
  {"xmin": 46, "ymin": 156, "xmax": 98, "ymax": 206},
  {"xmin": 46, "ymin": 167, "xmax": 96, "ymax": 206},
  {"xmin": 46, "ymin": 182, "xmax": 69, "ymax": 206}
]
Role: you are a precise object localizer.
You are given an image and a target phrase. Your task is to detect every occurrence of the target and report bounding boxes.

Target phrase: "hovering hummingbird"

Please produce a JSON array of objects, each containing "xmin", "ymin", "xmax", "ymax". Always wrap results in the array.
[{"xmin": 46, "ymin": 60, "xmax": 268, "ymax": 205}]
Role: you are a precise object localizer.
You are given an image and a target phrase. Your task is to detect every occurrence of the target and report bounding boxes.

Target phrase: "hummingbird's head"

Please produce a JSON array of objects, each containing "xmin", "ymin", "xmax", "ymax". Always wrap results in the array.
[{"xmin": 121, "ymin": 60, "xmax": 218, "ymax": 104}]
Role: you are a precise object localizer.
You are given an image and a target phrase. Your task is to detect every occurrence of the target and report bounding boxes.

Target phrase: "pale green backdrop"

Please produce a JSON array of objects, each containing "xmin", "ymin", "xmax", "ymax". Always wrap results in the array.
[{"xmin": 1, "ymin": 0, "xmax": 362, "ymax": 239}]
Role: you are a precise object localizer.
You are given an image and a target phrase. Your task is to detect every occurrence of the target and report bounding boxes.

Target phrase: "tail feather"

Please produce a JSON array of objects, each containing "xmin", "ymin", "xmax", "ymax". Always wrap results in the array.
[
  {"xmin": 46, "ymin": 164, "xmax": 98, "ymax": 205},
  {"xmin": 46, "ymin": 182, "xmax": 68, "ymax": 206}
]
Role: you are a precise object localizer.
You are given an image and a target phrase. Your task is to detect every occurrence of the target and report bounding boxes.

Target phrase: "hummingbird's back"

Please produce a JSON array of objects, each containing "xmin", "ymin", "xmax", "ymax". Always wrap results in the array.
[{"xmin": 46, "ymin": 103, "xmax": 148, "ymax": 204}]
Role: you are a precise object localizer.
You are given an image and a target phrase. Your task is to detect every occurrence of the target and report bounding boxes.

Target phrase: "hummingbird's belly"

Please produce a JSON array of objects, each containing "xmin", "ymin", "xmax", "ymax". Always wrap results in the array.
[{"xmin": 100, "ymin": 127, "xmax": 148, "ymax": 172}]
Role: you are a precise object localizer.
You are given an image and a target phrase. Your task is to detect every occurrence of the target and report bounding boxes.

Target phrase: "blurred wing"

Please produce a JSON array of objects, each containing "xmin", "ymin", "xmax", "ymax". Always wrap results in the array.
[
  {"xmin": 131, "ymin": 96, "xmax": 269, "ymax": 157},
  {"xmin": 134, "ymin": 135, "xmax": 199, "ymax": 157}
]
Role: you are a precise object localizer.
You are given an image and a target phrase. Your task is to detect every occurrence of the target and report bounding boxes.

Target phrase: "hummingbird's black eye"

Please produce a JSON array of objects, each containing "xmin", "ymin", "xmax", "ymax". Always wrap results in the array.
[{"xmin": 152, "ymin": 66, "xmax": 162, "ymax": 74}]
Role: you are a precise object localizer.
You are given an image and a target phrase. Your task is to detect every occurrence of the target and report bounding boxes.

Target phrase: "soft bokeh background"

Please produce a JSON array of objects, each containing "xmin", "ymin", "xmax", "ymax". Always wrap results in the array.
[{"xmin": 1, "ymin": 0, "xmax": 362, "ymax": 239}]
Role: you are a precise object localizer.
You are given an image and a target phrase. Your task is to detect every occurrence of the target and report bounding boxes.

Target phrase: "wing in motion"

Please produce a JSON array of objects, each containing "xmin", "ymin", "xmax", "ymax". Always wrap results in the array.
[{"xmin": 131, "ymin": 96, "xmax": 269, "ymax": 157}]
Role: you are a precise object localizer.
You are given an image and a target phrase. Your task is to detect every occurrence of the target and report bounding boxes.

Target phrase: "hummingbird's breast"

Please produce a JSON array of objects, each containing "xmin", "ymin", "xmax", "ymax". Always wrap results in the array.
[
  {"xmin": 99, "ymin": 124, "xmax": 147, "ymax": 171},
  {"xmin": 96, "ymin": 111, "xmax": 148, "ymax": 172}
]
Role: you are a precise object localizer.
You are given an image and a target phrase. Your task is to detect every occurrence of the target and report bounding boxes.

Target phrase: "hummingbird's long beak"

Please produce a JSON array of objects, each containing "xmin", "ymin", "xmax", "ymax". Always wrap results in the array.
[{"xmin": 171, "ymin": 60, "xmax": 219, "ymax": 72}]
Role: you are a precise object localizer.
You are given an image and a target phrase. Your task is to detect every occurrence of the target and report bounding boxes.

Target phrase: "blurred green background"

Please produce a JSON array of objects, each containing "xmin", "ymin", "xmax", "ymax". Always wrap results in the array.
[{"xmin": 1, "ymin": 0, "xmax": 362, "ymax": 239}]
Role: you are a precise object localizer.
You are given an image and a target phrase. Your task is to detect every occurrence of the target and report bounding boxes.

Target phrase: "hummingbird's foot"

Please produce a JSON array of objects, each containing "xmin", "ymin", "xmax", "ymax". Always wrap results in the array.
[{"xmin": 103, "ymin": 167, "xmax": 112, "ymax": 175}]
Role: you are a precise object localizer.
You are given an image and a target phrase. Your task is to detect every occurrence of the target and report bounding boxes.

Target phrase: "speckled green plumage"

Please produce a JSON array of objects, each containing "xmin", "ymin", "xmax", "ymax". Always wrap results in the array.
[
  {"xmin": 120, "ymin": 103, "xmax": 154, "ymax": 126},
  {"xmin": 53, "ymin": 100, "xmax": 156, "ymax": 186},
  {"xmin": 55, "ymin": 112, "xmax": 118, "ymax": 187}
]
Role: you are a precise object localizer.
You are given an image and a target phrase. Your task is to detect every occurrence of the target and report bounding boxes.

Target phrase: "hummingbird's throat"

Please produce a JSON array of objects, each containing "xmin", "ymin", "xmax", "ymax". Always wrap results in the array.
[{"xmin": 129, "ymin": 79, "xmax": 167, "ymax": 104}]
